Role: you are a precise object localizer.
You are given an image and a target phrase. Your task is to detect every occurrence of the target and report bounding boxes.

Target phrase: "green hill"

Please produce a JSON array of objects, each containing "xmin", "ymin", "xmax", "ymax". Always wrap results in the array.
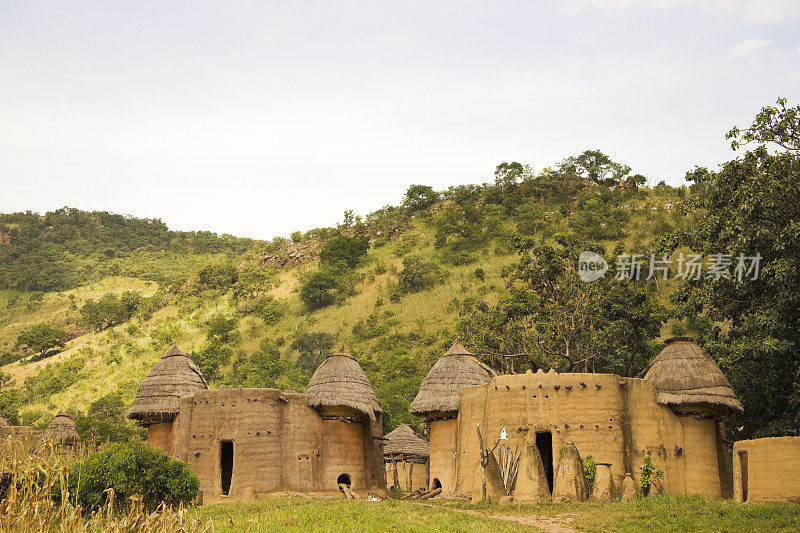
[{"xmin": 0, "ymin": 152, "xmax": 694, "ymax": 438}]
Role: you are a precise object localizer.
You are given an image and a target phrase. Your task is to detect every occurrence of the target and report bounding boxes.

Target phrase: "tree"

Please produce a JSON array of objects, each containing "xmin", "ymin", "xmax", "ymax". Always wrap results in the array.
[
  {"xmin": 299, "ymin": 269, "xmax": 351, "ymax": 310},
  {"xmin": 727, "ymin": 97, "xmax": 799, "ymax": 152},
  {"xmin": 15, "ymin": 323, "xmax": 69, "ymax": 359},
  {"xmin": 458, "ymin": 234, "xmax": 666, "ymax": 374},
  {"xmin": 659, "ymin": 98, "xmax": 800, "ymax": 439},
  {"xmin": 403, "ymin": 185, "xmax": 440, "ymax": 212},
  {"xmin": 80, "ymin": 292, "xmax": 141, "ymax": 331},
  {"xmin": 204, "ymin": 314, "xmax": 239, "ymax": 344},
  {"xmin": 397, "ymin": 256, "xmax": 443, "ymax": 294},
  {"xmin": 494, "ymin": 162, "xmax": 532, "ymax": 190},
  {"xmin": 566, "ymin": 150, "xmax": 630, "ymax": 186},
  {"xmin": 291, "ymin": 331, "xmax": 335, "ymax": 375},
  {"xmin": 319, "ymin": 235, "xmax": 370, "ymax": 269}
]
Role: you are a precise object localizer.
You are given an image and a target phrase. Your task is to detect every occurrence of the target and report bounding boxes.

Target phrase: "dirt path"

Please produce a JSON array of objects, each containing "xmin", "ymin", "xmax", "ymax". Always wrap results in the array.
[
  {"xmin": 416, "ymin": 503, "xmax": 577, "ymax": 532},
  {"xmin": 457, "ymin": 509, "xmax": 576, "ymax": 532}
]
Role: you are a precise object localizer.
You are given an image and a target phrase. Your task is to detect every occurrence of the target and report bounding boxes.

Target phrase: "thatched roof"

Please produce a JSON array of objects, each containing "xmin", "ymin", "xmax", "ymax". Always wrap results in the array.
[
  {"xmin": 409, "ymin": 340, "xmax": 496, "ymax": 416},
  {"xmin": 126, "ymin": 346, "xmax": 209, "ymax": 424},
  {"xmin": 307, "ymin": 349, "xmax": 381, "ymax": 419},
  {"xmin": 383, "ymin": 424, "xmax": 429, "ymax": 460},
  {"xmin": 47, "ymin": 414, "xmax": 80, "ymax": 445},
  {"xmin": 642, "ymin": 338, "xmax": 743, "ymax": 413}
]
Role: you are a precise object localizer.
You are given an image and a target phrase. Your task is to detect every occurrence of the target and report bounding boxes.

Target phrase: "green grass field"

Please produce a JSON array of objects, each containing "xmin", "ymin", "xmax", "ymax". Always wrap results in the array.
[{"xmin": 195, "ymin": 495, "xmax": 800, "ymax": 532}]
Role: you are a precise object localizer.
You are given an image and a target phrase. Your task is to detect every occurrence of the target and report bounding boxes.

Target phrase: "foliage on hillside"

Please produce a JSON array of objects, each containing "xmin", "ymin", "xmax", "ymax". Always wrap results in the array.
[{"xmin": 1, "ymin": 98, "xmax": 798, "ymax": 444}]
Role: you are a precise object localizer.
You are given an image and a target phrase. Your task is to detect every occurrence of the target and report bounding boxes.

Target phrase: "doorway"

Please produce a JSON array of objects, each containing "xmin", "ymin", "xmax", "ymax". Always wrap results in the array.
[
  {"xmin": 431, "ymin": 478, "xmax": 442, "ymax": 490},
  {"xmin": 739, "ymin": 451, "xmax": 749, "ymax": 502},
  {"xmin": 220, "ymin": 441, "xmax": 233, "ymax": 496},
  {"xmin": 536, "ymin": 431, "xmax": 554, "ymax": 494},
  {"xmin": 337, "ymin": 473, "xmax": 351, "ymax": 490}
]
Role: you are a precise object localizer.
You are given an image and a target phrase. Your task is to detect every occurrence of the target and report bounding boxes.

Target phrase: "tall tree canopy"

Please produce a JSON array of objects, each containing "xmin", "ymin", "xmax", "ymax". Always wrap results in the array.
[{"xmin": 660, "ymin": 98, "xmax": 800, "ymax": 439}]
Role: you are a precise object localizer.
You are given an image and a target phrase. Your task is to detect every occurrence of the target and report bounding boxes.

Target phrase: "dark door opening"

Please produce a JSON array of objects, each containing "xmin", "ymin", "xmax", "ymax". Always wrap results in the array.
[
  {"xmin": 536, "ymin": 432, "xmax": 554, "ymax": 494},
  {"xmin": 337, "ymin": 473, "xmax": 351, "ymax": 490},
  {"xmin": 739, "ymin": 451, "xmax": 748, "ymax": 502},
  {"xmin": 220, "ymin": 441, "xmax": 233, "ymax": 496},
  {"xmin": 431, "ymin": 478, "xmax": 442, "ymax": 490}
]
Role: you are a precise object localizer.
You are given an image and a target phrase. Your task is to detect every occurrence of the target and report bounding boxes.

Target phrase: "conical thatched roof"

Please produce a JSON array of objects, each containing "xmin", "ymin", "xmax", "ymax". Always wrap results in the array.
[
  {"xmin": 126, "ymin": 346, "xmax": 209, "ymax": 424},
  {"xmin": 307, "ymin": 349, "xmax": 381, "ymax": 419},
  {"xmin": 383, "ymin": 424, "xmax": 429, "ymax": 460},
  {"xmin": 642, "ymin": 338, "xmax": 743, "ymax": 412},
  {"xmin": 409, "ymin": 340, "xmax": 495, "ymax": 416},
  {"xmin": 48, "ymin": 414, "xmax": 80, "ymax": 445}
]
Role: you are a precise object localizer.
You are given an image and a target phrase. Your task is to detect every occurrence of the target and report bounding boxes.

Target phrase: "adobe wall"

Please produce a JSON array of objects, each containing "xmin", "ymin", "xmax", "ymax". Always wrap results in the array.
[
  {"xmin": 455, "ymin": 370, "xmax": 725, "ymax": 499},
  {"xmin": 146, "ymin": 421, "xmax": 174, "ymax": 456},
  {"xmin": 733, "ymin": 436, "xmax": 800, "ymax": 503},
  {"xmin": 428, "ymin": 417, "xmax": 458, "ymax": 494},
  {"xmin": 167, "ymin": 387, "xmax": 383, "ymax": 499},
  {"xmin": 385, "ymin": 459, "xmax": 428, "ymax": 492}
]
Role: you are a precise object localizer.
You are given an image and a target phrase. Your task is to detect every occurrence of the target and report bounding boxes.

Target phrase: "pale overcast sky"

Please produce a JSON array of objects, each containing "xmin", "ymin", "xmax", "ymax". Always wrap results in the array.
[{"xmin": 1, "ymin": 1, "xmax": 798, "ymax": 239}]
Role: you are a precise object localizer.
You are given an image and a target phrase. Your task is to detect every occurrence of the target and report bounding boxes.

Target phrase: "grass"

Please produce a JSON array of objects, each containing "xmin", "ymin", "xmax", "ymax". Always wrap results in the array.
[
  {"xmin": 193, "ymin": 495, "xmax": 800, "ymax": 532},
  {"xmin": 196, "ymin": 498, "xmax": 528, "ymax": 532}
]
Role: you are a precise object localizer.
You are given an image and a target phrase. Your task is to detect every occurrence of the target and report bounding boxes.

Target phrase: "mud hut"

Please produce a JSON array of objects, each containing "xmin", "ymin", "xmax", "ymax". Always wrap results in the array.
[
  {"xmin": 307, "ymin": 349, "xmax": 386, "ymax": 491},
  {"xmin": 383, "ymin": 424, "xmax": 429, "ymax": 491},
  {"xmin": 642, "ymin": 337, "xmax": 742, "ymax": 498},
  {"xmin": 409, "ymin": 340, "xmax": 495, "ymax": 494},
  {"xmin": 47, "ymin": 414, "xmax": 80, "ymax": 447},
  {"xmin": 642, "ymin": 337, "xmax": 743, "ymax": 414},
  {"xmin": 126, "ymin": 346, "xmax": 209, "ymax": 453}
]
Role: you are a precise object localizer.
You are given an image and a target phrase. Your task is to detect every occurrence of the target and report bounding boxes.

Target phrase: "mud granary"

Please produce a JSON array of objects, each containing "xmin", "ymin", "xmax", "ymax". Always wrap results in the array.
[
  {"xmin": 0, "ymin": 413, "xmax": 81, "ymax": 452},
  {"xmin": 126, "ymin": 346, "xmax": 386, "ymax": 499},
  {"xmin": 411, "ymin": 338, "xmax": 744, "ymax": 500},
  {"xmin": 383, "ymin": 423, "xmax": 429, "ymax": 492}
]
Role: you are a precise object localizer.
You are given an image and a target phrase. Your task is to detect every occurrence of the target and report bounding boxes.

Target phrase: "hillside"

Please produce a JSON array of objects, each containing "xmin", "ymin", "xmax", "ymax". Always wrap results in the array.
[{"xmin": 0, "ymin": 155, "xmax": 695, "ymax": 437}]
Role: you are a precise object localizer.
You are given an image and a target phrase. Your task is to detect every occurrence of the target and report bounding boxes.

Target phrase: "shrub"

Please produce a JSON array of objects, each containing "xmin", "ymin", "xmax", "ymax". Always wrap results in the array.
[
  {"xmin": 70, "ymin": 442, "xmax": 199, "ymax": 512},
  {"xmin": 80, "ymin": 292, "xmax": 141, "ymax": 331},
  {"xmin": 474, "ymin": 268, "xmax": 485, "ymax": 281},
  {"xmin": 639, "ymin": 454, "xmax": 663, "ymax": 494},
  {"xmin": 319, "ymin": 235, "xmax": 370, "ymax": 269},
  {"xmin": 398, "ymin": 256, "xmax": 442, "ymax": 294},
  {"xmin": 583, "ymin": 455, "xmax": 597, "ymax": 486},
  {"xmin": 299, "ymin": 269, "xmax": 351, "ymax": 311}
]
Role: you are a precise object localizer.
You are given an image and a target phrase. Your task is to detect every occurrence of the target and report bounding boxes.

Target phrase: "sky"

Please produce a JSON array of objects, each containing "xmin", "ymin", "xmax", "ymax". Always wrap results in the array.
[{"xmin": 0, "ymin": 1, "xmax": 798, "ymax": 240}]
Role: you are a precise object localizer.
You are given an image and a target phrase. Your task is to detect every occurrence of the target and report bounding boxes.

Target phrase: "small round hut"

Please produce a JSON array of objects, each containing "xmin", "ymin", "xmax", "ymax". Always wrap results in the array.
[
  {"xmin": 643, "ymin": 337, "xmax": 742, "ymax": 498},
  {"xmin": 642, "ymin": 337, "xmax": 743, "ymax": 415},
  {"xmin": 383, "ymin": 424, "xmax": 429, "ymax": 492},
  {"xmin": 409, "ymin": 340, "xmax": 495, "ymax": 494},
  {"xmin": 47, "ymin": 414, "xmax": 80, "ymax": 447},
  {"xmin": 307, "ymin": 348, "xmax": 385, "ymax": 491},
  {"xmin": 126, "ymin": 346, "xmax": 208, "ymax": 453}
]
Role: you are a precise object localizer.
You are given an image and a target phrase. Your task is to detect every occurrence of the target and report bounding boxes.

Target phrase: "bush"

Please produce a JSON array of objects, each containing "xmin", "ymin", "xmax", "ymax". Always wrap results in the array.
[
  {"xmin": 70, "ymin": 442, "xmax": 199, "ymax": 512},
  {"xmin": 80, "ymin": 292, "xmax": 141, "ymax": 331},
  {"xmin": 397, "ymin": 256, "xmax": 442, "ymax": 294},
  {"xmin": 299, "ymin": 269, "xmax": 351, "ymax": 310},
  {"xmin": 319, "ymin": 235, "xmax": 370, "ymax": 269}
]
